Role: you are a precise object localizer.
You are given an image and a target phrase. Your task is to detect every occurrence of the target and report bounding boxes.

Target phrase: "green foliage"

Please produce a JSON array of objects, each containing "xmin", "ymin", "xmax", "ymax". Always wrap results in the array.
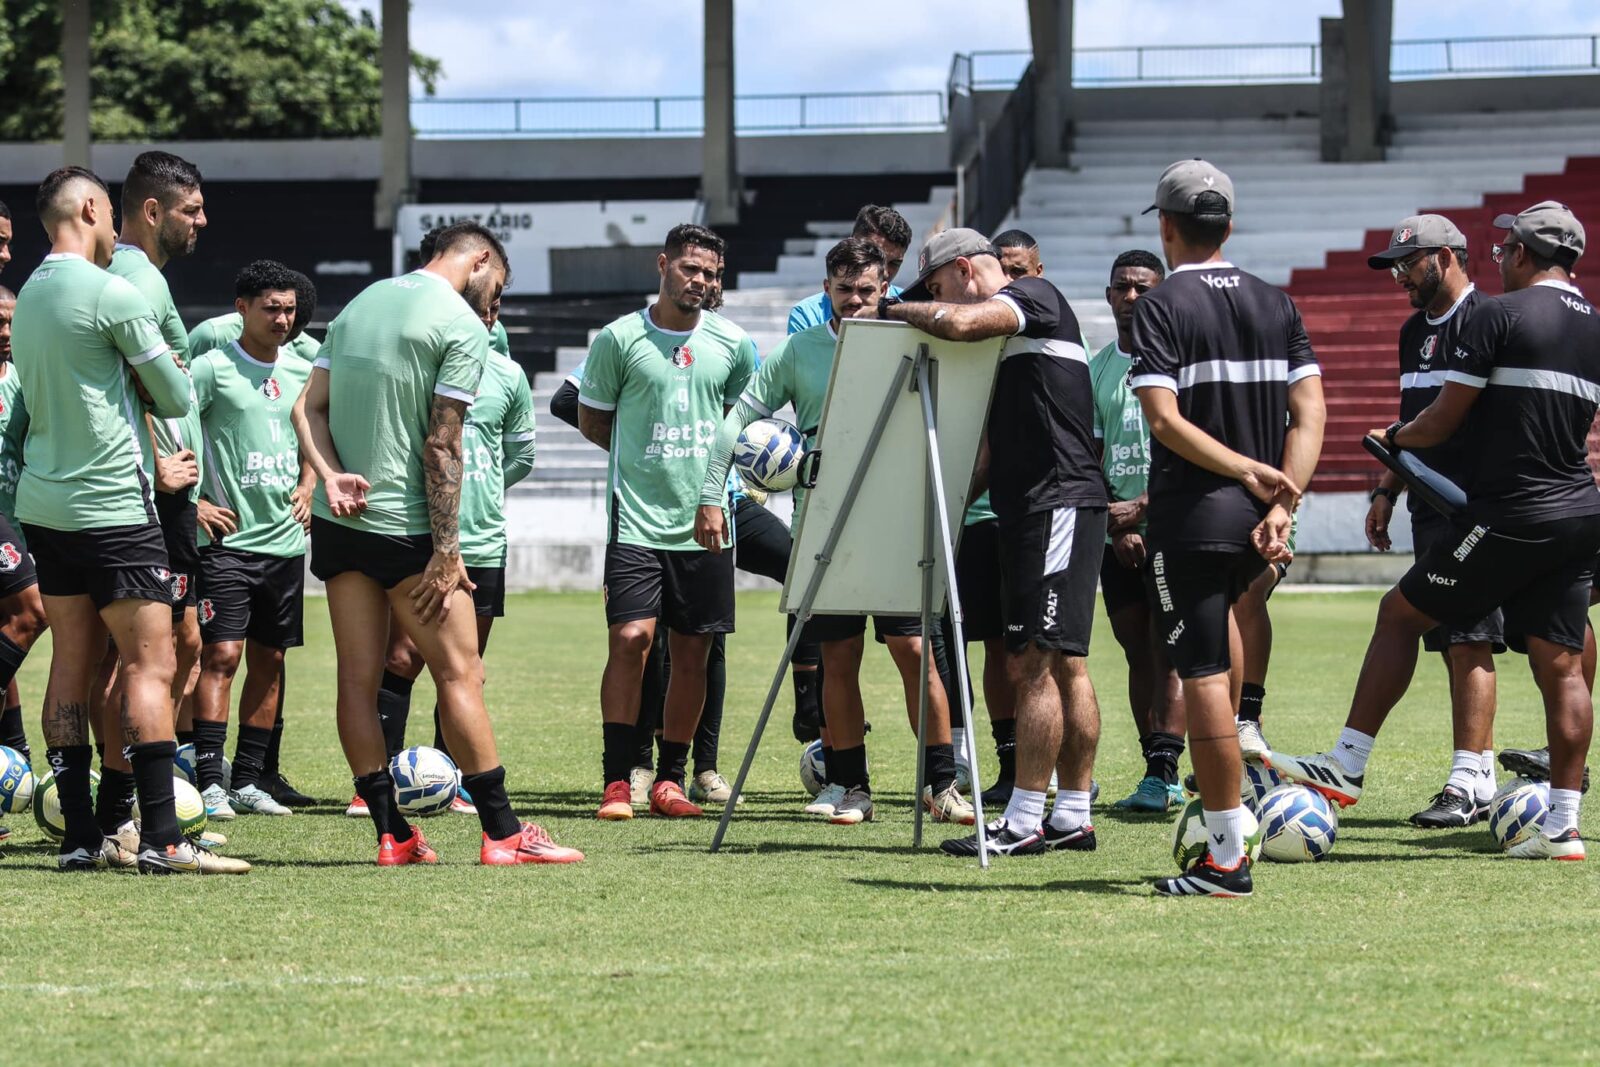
[{"xmin": 0, "ymin": 0, "xmax": 441, "ymax": 140}]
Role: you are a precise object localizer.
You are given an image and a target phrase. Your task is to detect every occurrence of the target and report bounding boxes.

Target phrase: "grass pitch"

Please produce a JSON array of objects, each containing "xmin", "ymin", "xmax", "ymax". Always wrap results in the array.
[{"xmin": 1, "ymin": 590, "xmax": 1595, "ymax": 1065}]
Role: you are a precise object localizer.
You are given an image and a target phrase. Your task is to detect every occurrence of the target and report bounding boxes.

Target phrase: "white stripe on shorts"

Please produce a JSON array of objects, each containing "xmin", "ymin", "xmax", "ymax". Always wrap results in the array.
[{"xmin": 1044, "ymin": 507, "xmax": 1076, "ymax": 577}]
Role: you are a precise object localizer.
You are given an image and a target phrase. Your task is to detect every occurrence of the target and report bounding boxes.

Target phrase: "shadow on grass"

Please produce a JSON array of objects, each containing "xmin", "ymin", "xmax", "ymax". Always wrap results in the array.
[
  {"xmin": 849, "ymin": 875, "xmax": 1152, "ymax": 896},
  {"xmin": 648, "ymin": 840, "xmax": 931, "ymax": 858}
]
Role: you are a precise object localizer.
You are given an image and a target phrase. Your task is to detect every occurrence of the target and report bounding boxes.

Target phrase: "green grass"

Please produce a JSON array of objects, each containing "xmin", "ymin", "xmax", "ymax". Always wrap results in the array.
[{"xmin": 1, "ymin": 590, "xmax": 1596, "ymax": 1065}]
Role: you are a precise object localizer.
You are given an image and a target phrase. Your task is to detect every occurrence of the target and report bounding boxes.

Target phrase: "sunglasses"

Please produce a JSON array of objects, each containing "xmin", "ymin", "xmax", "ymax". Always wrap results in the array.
[
  {"xmin": 1491, "ymin": 241, "xmax": 1518, "ymax": 265},
  {"xmin": 1389, "ymin": 249, "xmax": 1437, "ymax": 280}
]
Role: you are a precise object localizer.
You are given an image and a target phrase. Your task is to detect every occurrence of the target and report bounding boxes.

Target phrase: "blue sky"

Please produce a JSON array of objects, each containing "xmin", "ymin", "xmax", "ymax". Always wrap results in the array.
[{"xmin": 350, "ymin": 1, "xmax": 1600, "ymax": 98}]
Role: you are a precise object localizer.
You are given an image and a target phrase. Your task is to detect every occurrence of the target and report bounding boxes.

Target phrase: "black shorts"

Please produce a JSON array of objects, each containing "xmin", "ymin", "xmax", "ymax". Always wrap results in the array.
[
  {"xmin": 731, "ymin": 497, "xmax": 791, "ymax": 584},
  {"xmin": 955, "ymin": 518, "xmax": 1004, "ymax": 642},
  {"xmin": 1098, "ymin": 538, "xmax": 1147, "ymax": 617},
  {"xmin": 998, "ymin": 506, "xmax": 1106, "ymax": 655},
  {"xmin": 801, "ymin": 612, "xmax": 923, "ymax": 645},
  {"xmin": 467, "ymin": 565, "xmax": 506, "ymax": 618},
  {"xmin": 603, "ymin": 542, "xmax": 734, "ymax": 634},
  {"xmin": 22, "ymin": 521, "xmax": 172, "ymax": 610},
  {"xmin": 1409, "ymin": 507, "xmax": 1506, "ymax": 653},
  {"xmin": 0, "ymin": 514, "xmax": 38, "ymax": 599},
  {"xmin": 155, "ymin": 491, "xmax": 200, "ymax": 618},
  {"xmin": 1400, "ymin": 513, "xmax": 1600, "ymax": 654},
  {"xmin": 1145, "ymin": 546, "xmax": 1268, "ymax": 679},
  {"xmin": 198, "ymin": 547, "xmax": 305, "ymax": 648},
  {"xmin": 309, "ymin": 516, "xmax": 433, "ymax": 590}
]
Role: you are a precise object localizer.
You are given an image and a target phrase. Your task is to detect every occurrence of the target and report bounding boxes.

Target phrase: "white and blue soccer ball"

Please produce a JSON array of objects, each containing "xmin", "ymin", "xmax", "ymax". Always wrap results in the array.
[
  {"xmin": 1488, "ymin": 777, "xmax": 1550, "ymax": 850},
  {"xmin": 1170, "ymin": 798, "xmax": 1262, "ymax": 871},
  {"xmin": 1240, "ymin": 760, "xmax": 1282, "ymax": 814},
  {"xmin": 799, "ymin": 740, "xmax": 827, "ymax": 797},
  {"xmin": 390, "ymin": 746, "xmax": 460, "ymax": 816},
  {"xmin": 174, "ymin": 742, "xmax": 197, "ymax": 785},
  {"xmin": 0, "ymin": 745, "xmax": 33, "ymax": 813},
  {"xmin": 734, "ymin": 418, "xmax": 806, "ymax": 493},
  {"xmin": 1257, "ymin": 784, "xmax": 1339, "ymax": 862}
]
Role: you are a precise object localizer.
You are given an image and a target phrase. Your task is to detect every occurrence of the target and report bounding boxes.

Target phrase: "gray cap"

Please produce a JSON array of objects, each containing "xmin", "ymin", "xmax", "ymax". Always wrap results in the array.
[
  {"xmin": 900, "ymin": 227, "xmax": 997, "ymax": 301},
  {"xmin": 1366, "ymin": 214, "xmax": 1467, "ymax": 269},
  {"xmin": 1142, "ymin": 159, "xmax": 1234, "ymax": 217},
  {"xmin": 1493, "ymin": 200, "xmax": 1585, "ymax": 263}
]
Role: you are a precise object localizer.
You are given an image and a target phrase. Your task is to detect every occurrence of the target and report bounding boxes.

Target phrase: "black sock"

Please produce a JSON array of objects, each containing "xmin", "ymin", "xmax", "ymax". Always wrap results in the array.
[
  {"xmin": 232, "ymin": 725, "xmax": 272, "ymax": 791},
  {"xmin": 820, "ymin": 745, "xmax": 834, "ymax": 782},
  {"xmin": 1142, "ymin": 731, "xmax": 1186, "ymax": 785},
  {"xmin": 925, "ymin": 742, "xmax": 956, "ymax": 794},
  {"xmin": 1239, "ymin": 683, "xmax": 1265, "ymax": 723},
  {"xmin": 992, "ymin": 718, "xmax": 1017, "ymax": 781},
  {"xmin": 430, "ymin": 704, "xmax": 453, "ymax": 764},
  {"xmin": 461, "ymin": 766, "xmax": 520, "ymax": 839},
  {"xmin": 693, "ymin": 635, "xmax": 726, "ymax": 777},
  {"xmin": 377, "ymin": 671, "xmax": 414, "ymax": 759},
  {"xmin": 655, "ymin": 739, "xmax": 690, "ymax": 788},
  {"xmin": 129, "ymin": 740, "xmax": 181, "ymax": 848},
  {"xmin": 95, "ymin": 742, "xmax": 105, "ymax": 764},
  {"xmin": 0, "ymin": 634, "xmax": 27, "ymax": 692},
  {"xmin": 602, "ymin": 721, "xmax": 636, "ymax": 785},
  {"xmin": 94, "ymin": 766, "xmax": 136, "ymax": 835},
  {"xmin": 0, "ymin": 704, "xmax": 29, "ymax": 763},
  {"xmin": 176, "ymin": 728, "xmax": 196, "ymax": 747},
  {"xmin": 791, "ymin": 667, "xmax": 820, "ymax": 734},
  {"xmin": 263, "ymin": 717, "xmax": 284, "ymax": 778},
  {"xmin": 192, "ymin": 719, "xmax": 229, "ymax": 791},
  {"xmin": 48, "ymin": 745, "xmax": 99, "ymax": 850},
  {"xmin": 353, "ymin": 769, "xmax": 411, "ymax": 842},
  {"xmin": 830, "ymin": 744, "xmax": 869, "ymax": 792}
]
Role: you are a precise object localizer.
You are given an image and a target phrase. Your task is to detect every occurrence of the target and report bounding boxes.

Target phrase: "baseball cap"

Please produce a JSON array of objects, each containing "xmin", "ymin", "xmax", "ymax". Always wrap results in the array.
[
  {"xmin": 1142, "ymin": 159, "xmax": 1234, "ymax": 217},
  {"xmin": 1366, "ymin": 214, "xmax": 1467, "ymax": 269},
  {"xmin": 899, "ymin": 228, "xmax": 997, "ymax": 301},
  {"xmin": 1493, "ymin": 200, "xmax": 1585, "ymax": 264}
]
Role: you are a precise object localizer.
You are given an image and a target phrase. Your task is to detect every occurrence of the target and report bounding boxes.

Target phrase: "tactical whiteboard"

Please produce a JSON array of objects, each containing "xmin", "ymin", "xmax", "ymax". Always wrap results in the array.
[{"xmin": 781, "ymin": 319, "xmax": 1004, "ymax": 617}]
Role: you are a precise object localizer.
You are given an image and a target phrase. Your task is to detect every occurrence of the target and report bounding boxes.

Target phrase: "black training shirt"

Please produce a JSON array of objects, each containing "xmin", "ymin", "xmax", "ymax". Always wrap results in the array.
[
  {"xmin": 1396, "ymin": 286, "xmax": 1481, "ymax": 511},
  {"xmin": 1129, "ymin": 262, "xmax": 1320, "ymax": 549},
  {"xmin": 1447, "ymin": 280, "xmax": 1600, "ymax": 527},
  {"xmin": 985, "ymin": 275, "xmax": 1106, "ymax": 519}
]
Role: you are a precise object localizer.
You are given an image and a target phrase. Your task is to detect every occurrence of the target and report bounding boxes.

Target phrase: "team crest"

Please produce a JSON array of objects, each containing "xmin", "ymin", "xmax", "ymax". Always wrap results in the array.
[
  {"xmin": 1398, "ymin": 227, "xmax": 1414, "ymax": 242},
  {"xmin": 199, "ymin": 598, "xmax": 216, "ymax": 624},
  {"xmin": 0, "ymin": 543, "xmax": 20, "ymax": 572},
  {"xmin": 261, "ymin": 377, "xmax": 282, "ymax": 400},
  {"xmin": 670, "ymin": 345, "xmax": 694, "ymax": 369},
  {"xmin": 0, "ymin": 398, "xmax": 7, "ymax": 416},
  {"xmin": 1419, "ymin": 335, "xmax": 1437, "ymax": 363},
  {"xmin": 172, "ymin": 573, "xmax": 189, "ymax": 600}
]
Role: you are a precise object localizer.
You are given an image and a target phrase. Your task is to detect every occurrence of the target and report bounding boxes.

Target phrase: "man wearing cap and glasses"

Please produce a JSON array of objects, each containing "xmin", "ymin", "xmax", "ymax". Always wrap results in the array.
[
  {"xmin": 1272, "ymin": 201, "xmax": 1600, "ymax": 861},
  {"xmin": 1363, "ymin": 215, "xmax": 1506, "ymax": 829},
  {"xmin": 1127, "ymin": 159, "xmax": 1325, "ymax": 897},
  {"xmin": 878, "ymin": 228, "xmax": 1107, "ymax": 859}
]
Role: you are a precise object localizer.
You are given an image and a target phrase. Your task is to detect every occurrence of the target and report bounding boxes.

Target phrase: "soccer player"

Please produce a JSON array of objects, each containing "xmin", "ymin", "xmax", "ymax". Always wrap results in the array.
[
  {"xmin": 697, "ymin": 237, "xmax": 975, "ymax": 826},
  {"xmin": 11, "ymin": 166, "xmax": 245, "ymax": 873},
  {"xmin": 0, "ymin": 287, "xmax": 49, "ymax": 780},
  {"xmin": 1272, "ymin": 201, "xmax": 1600, "ymax": 861},
  {"xmin": 188, "ymin": 260, "xmax": 315, "ymax": 820},
  {"xmin": 993, "ymin": 229, "xmax": 1045, "ymax": 280},
  {"xmin": 579, "ymin": 223, "xmax": 755, "ymax": 821},
  {"xmin": 786, "ymin": 205, "xmax": 909, "ymax": 334},
  {"xmin": 1130, "ymin": 160, "xmax": 1325, "ymax": 896},
  {"xmin": 870, "ymin": 229, "xmax": 1105, "ymax": 857},
  {"xmin": 1361, "ymin": 215, "xmax": 1503, "ymax": 826},
  {"xmin": 189, "ymin": 270, "xmax": 323, "ymax": 368},
  {"xmin": 1090, "ymin": 250, "xmax": 1189, "ymax": 814},
  {"xmin": 105, "ymin": 151, "xmax": 208, "ymax": 829},
  {"xmin": 296, "ymin": 220, "xmax": 580, "ymax": 866}
]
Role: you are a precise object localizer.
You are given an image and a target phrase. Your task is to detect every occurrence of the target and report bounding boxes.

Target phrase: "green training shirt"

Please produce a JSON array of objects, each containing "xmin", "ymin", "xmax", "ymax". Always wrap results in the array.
[
  {"xmin": 0, "ymin": 365, "xmax": 27, "ymax": 529},
  {"xmin": 459, "ymin": 350, "xmax": 537, "ymax": 568},
  {"xmin": 10, "ymin": 253, "xmax": 191, "ymax": 531},
  {"xmin": 1090, "ymin": 341, "xmax": 1150, "ymax": 538},
  {"xmin": 582, "ymin": 307, "xmax": 756, "ymax": 550},
  {"xmin": 188, "ymin": 311, "xmax": 322, "ymax": 366},
  {"xmin": 193, "ymin": 341, "xmax": 314, "ymax": 558},
  {"xmin": 311, "ymin": 270, "xmax": 489, "ymax": 537},
  {"xmin": 489, "ymin": 319, "xmax": 510, "ymax": 357}
]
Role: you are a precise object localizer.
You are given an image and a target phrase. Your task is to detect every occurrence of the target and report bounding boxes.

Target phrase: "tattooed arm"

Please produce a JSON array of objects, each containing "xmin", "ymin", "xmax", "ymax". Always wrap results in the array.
[{"xmin": 408, "ymin": 393, "xmax": 477, "ymax": 624}]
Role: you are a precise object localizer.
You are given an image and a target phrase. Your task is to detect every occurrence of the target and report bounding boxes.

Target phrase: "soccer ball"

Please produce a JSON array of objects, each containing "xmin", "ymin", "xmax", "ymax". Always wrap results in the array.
[
  {"xmin": 1170, "ymin": 798, "xmax": 1262, "ymax": 871},
  {"xmin": 734, "ymin": 418, "xmax": 806, "ymax": 493},
  {"xmin": 390, "ymin": 746, "xmax": 460, "ymax": 816},
  {"xmin": 34, "ymin": 768, "xmax": 101, "ymax": 840},
  {"xmin": 799, "ymin": 740, "xmax": 827, "ymax": 797},
  {"xmin": 133, "ymin": 775, "xmax": 208, "ymax": 837},
  {"xmin": 0, "ymin": 745, "xmax": 33, "ymax": 813},
  {"xmin": 1240, "ymin": 760, "xmax": 1282, "ymax": 814},
  {"xmin": 1257, "ymin": 784, "xmax": 1339, "ymax": 862},
  {"xmin": 174, "ymin": 742, "xmax": 197, "ymax": 784},
  {"xmin": 1488, "ymin": 777, "xmax": 1550, "ymax": 850}
]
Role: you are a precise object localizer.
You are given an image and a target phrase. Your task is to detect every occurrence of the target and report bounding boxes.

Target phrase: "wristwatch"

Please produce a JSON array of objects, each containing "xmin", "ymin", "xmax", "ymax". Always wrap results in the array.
[
  {"xmin": 1383, "ymin": 420, "xmax": 1405, "ymax": 450},
  {"xmin": 876, "ymin": 296, "xmax": 903, "ymax": 320},
  {"xmin": 1370, "ymin": 486, "xmax": 1399, "ymax": 505}
]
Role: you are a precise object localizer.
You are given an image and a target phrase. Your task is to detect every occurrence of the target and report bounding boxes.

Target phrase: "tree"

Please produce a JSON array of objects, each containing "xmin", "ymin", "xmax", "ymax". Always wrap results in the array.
[{"xmin": 0, "ymin": 0, "xmax": 442, "ymax": 140}]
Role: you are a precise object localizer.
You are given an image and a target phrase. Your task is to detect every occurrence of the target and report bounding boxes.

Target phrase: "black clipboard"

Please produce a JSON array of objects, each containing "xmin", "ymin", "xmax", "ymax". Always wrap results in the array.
[{"xmin": 1362, "ymin": 435, "xmax": 1468, "ymax": 519}]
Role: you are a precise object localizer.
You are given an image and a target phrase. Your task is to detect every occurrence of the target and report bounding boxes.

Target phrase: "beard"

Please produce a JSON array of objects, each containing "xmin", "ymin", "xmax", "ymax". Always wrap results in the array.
[
  {"xmin": 462, "ymin": 273, "xmax": 497, "ymax": 318},
  {"xmin": 1408, "ymin": 261, "xmax": 1442, "ymax": 309},
  {"xmin": 158, "ymin": 219, "xmax": 196, "ymax": 261}
]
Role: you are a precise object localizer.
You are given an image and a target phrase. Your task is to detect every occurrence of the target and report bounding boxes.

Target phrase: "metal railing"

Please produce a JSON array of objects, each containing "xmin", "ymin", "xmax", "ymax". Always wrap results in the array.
[
  {"xmin": 1391, "ymin": 34, "xmax": 1600, "ymax": 78},
  {"xmin": 411, "ymin": 90, "xmax": 945, "ymax": 138}
]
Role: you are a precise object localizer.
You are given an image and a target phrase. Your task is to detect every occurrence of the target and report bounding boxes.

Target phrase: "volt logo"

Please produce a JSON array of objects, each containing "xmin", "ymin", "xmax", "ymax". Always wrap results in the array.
[
  {"xmin": 1561, "ymin": 295, "xmax": 1592, "ymax": 315},
  {"xmin": 1427, "ymin": 573, "xmax": 1457, "ymax": 586},
  {"xmin": 1201, "ymin": 274, "xmax": 1240, "ymax": 290}
]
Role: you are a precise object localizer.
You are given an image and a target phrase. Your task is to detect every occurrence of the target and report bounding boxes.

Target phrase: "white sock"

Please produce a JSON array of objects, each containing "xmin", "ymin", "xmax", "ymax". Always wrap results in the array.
[
  {"xmin": 1478, "ymin": 749, "xmax": 1497, "ymax": 802},
  {"xmin": 1047, "ymin": 789, "xmax": 1091, "ymax": 832},
  {"xmin": 1447, "ymin": 749, "xmax": 1480, "ymax": 795},
  {"xmin": 1203, "ymin": 806, "xmax": 1248, "ymax": 868},
  {"xmin": 951, "ymin": 728, "xmax": 967, "ymax": 760},
  {"xmin": 1333, "ymin": 728, "xmax": 1376, "ymax": 776},
  {"xmin": 1547, "ymin": 788, "xmax": 1581, "ymax": 837},
  {"xmin": 1002, "ymin": 788, "xmax": 1046, "ymax": 836}
]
